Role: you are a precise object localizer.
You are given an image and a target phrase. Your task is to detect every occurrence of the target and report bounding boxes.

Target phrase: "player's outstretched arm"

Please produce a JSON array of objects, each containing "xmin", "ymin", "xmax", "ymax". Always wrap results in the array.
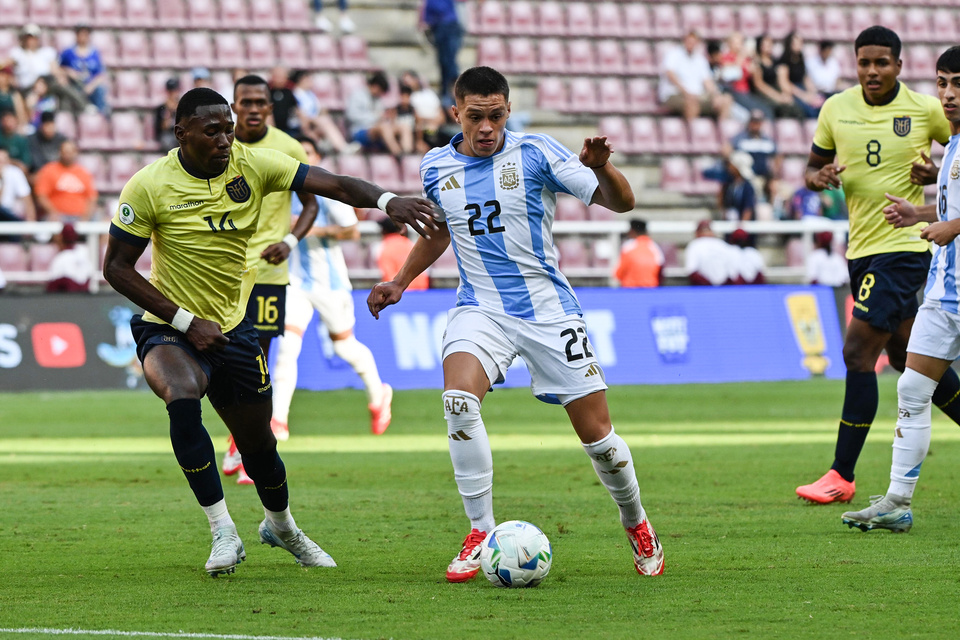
[
  {"xmin": 367, "ymin": 224, "xmax": 450, "ymax": 320},
  {"xmin": 300, "ymin": 165, "xmax": 438, "ymax": 238},
  {"xmin": 882, "ymin": 193, "xmax": 937, "ymax": 228},
  {"xmin": 260, "ymin": 191, "xmax": 319, "ymax": 265},
  {"xmin": 581, "ymin": 136, "xmax": 635, "ymax": 213},
  {"xmin": 804, "ymin": 150, "xmax": 845, "ymax": 192},
  {"xmin": 103, "ymin": 236, "xmax": 229, "ymax": 352}
]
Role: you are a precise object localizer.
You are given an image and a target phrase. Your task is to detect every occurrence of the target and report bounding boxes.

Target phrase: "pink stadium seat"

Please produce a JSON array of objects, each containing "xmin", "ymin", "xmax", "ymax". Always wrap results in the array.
[
  {"xmin": 624, "ymin": 41, "xmax": 656, "ymax": 76},
  {"xmin": 337, "ymin": 155, "xmax": 370, "ymax": 182},
  {"xmin": 108, "ymin": 154, "xmax": 141, "ymax": 192},
  {"xmin": 277, "ymin": 33, "xmax": 308, "ymax": 69},
  {"xmin": 913, "ymin": 81, "xmax": 936, "ymax": 99},
  {"xmin": 780, "ymin": 157, "xmax": 807, "ymax": 190},
  {"xmin": 660, "ymin": 241, "xmax": 679, "ymax": 269},
  {"xmin": 310, "ymin": 72, "xmax": 342, "ymax": 111},
  {"xmin": 147, "ymin": 70, "xmax": 176, "ymax": 104},
  {"xmin": 904, "ymin": 45, "xmax": 934, "ymax": 81},
  {"xmin": 803, "ymin": 119, "xmax": 818, "ymax": 146},
  {"xmin": 557, "ymin": 239, "xmax": 591, "ymax": 270},
  {"xmin": 477, "ymin": 38, "xmax": 507, "ymax": 70},
  {"xmin": 718, "ymin": 118, "xmax": 742, "ymax": 145},
  {"xmin": 0, "ymin": 244, "xmax": 27, "ymax": 273},
  {"xmin": 785, "ymin": 238, "xmax": 805, "ymax": 268},
  {"xmin": 691, "ymin": 157, "xmax": 721, "ymax": 196},
  {"xmin": 78, "ymin": 112, "xmax": 111, "ymax": 150},
  {"xmin": 538, "ymin": 39, "xmax": 567, "ymax": 75},
  {"xmin": 111, "ymin": 112, "xmax": 147, "ymax": 150},
  {"xmin": 186, "ymin": 0, "xmax": 217, "ymax": 29},
  {"xmin": 150, "ymin": 32, "xmax": 183, "ymax": 69},
  {"xmin": 429, "ymin": 245, "xmax": 458, "ymax": 278},
  {"xmin": 0, "ymin": 31, "xmax": 16, "ymax": 59},
  {"xmin": 538, "ymin": 2, "xmax": 566, "ymax": 37},
  {"xmin": 597, "ymin": 78, "xmax": 627, "ymax": 114},
  {"xmin": 155, "ymin": 0, "xmax": 187, "ymax": 28},
  {"xmin": 849, "ymin": 8, "xmax": 875, "ymax": 40},
  {"xmin": 679, "ymin": 4, "xmax": 707, "ymax": 38},
  {"xmin": 29, "ymin": 0, "xmax": 60, "ymax": 27},
  {"xmin": 78, "ymin": 153, "xmax": 107, "ymax": 186},
  {"xmin": 221, "ymin": 0, "xmax": 251, "ymax": 30},
  {"xmin": 628, "ymin": 116, "xmax": 659, "ymax": 154},
  {"xmin": 775, "ymin": 119, "xmax": 808, "ymax": 156},
  {"xmin": 339, "ymin": 241, "xmax": 368, "ymax": 271},
  {"xmin": 339, "ymin": 35, "xmax": 370, "ymax": 71},
  {"xmin": 368, "ymin": 155, "xmax": 403, "ymax": 194},
  {"xmin": 660, "ymin": 157, "xmax": 692, "ymax": 193},
  {"xmin": 625, "ymin": 78, "xmax": 656, "ymax": 114},
  {"xmin": 508, "ymin": 1, "xmax": 537, "ymax": 37},
  {"xmin": 112, "ymin": 71, "xmax": 150, "ymax": 109},
  {"xmin": 55, "ymin": 112, "xmax": 77, "ymax": 140},
  {"xmin": 182, "ymin": 32, "xmax": 214, "ymax": 70},
  {"xmin": 554, "ymin": 196, "xmax": 588, "ymax": 221},
  {"xmin": 587, "ymin": 203, "xmax": 616, "ymax": 223},
  {"xmin": 659, "ymin": 118, "xmax": 691, "ymax": 154},
  {"xmin": 29, "ymin": 243, "xmax": 59, "ymax": 273},
  {"xmin": 62, "ymin": 0, "xmax": 93, "ymax": 25},
  {"xmin": 400, "ymin": 154, "xmax": 424, "ymax": 193},
  {"xmin": 821, "ymin": 8, "xmax": 850, "ymax": 42},
  {"xmin": 250, "ymin": 0, "xmax": 281, "ymax": 31},
  {"xmin": 932, "ymin": 10, "xmax": 958, "ymax": 44},
  {"xmin": 123, "ymin": 0, "xmax": 156, "ymax": 28},
  {"xmin": 567, "ymin": 77, "xmax": 597, "ymax": 114},
  {"xmin": 476, "ymin": 0, "xmax": 506, "ymax": 35},
  {"xmin": 596, "ymin": 40, "xmax": 625, "ymax": 76},
  {"xmin": 652, "ymin": 5, "xmax": 682, "ymax": 40},
  {"xmin": 566, "ymin": 3, "xmax": 596, "ymax": 38},
  {"xmin": 214, "ymin": 33, "xmax": 246, "ymax": 68},
  {"xmin": 0, "ymin": 0, "xmax": 25, "ymax": 27},
  {"xmin": 708, "ymin": 6, "xmax": 735, "ymax": 41},
  {"xmin": 308, "ymin": 34, "xmax": 342, "ymax": 70},
  {"xmin": 622, "ymin": 4, "xmax": 651, "ymax": 39},
  {"xmin": 537, "ymin": 77, "xmax": 567, "ymax": 112},
  {"xmin": 55, "ymin": 30, "xmax": 77, "ymax": 54},
  {"xmin": 688, "ymin": 118, "xmax": 720, "ymax": 155},
  {"xmin": 118, "ymin": 31, "xmax": 151, "ymax": 68},
  {"xmin": 903, "ymin": 8, "xmax": 930, "ymax": 43},
  {"xmin": 566, "ymin": 40, "xmax": 596, "ymax": 75},
  {"xmin": 280, "ymin": 0, "xmax": 310, "ymax": 26},
  {"xmin": 90, "ymin": 30, "xmax": 118, "ymax": 67},
  {"xmin": 876, "ymin": 8, "xmax": 902, "ymax": 37},
  {"xmin": 595, "ymin": 3, "xmax": 624, "ymax": 39},
  {"xmin": 507, "ymin": 38, "xmax": 537, "ymax": 74},
  {"xmin": 793, "ymin": 7, "xmax": 821, "ymax": 40},
  {"xmin": 339, "ymin": 73, "xmax": 367, "ymax": 108},
  {"xmin": 737, "ymin": 6, "xmax": 764, "ymax": 39},
  {"xmin": 246, "ymin": 33, "xmax": 276, "ymax": 69}
]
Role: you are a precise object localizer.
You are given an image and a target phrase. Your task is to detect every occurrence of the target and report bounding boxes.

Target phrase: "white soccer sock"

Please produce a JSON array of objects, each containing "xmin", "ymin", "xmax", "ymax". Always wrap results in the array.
[
  {"xmin": 271, "ymin": 331, "xmax": 303, "ymax": 425},
  {"xmin": 889, "ymin": 368, "xmax": 938, "ymax": 499},
  {"xmin": 443, "ymin": 390, "xmax": 496, "ymax": 533},
  {"xmin": 202, "ymin": 499, "xmax": 235, "ymax": 534},
  {"xmin": 582, "ymin": 427, "xmax": 645, "ymax": 529},
  {"xmin": 264, "ymin": 506, "xmax": 297, "ymax": 532},
  {"xmin": 333, "ymin": 336, "xmax": 383, "ymax": 405}
]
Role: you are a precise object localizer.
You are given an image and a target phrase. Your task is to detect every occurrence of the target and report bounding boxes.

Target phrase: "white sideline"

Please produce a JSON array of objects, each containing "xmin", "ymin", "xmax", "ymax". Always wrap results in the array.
[{"xmin": 0, "ymin": 629, "xmax": 355, "ymax": 640}]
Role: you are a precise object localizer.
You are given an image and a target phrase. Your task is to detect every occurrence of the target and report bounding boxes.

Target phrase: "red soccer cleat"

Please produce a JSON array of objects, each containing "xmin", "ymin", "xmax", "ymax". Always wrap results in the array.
[
  {"xmin": 626, "ymin": 518, "xmax": 664, "ymax": 576},
  {"xmin": 236, "ymin": 465, "xmax": 254, "ymax": 485},
  {"xmin": 445, "ymin": 528, "xmax": 488, "ymax": 583},
  {"xmin": 222, "ymin": 436, "xmax": 242, "ymax": 476},
  {"xmin": 271, "ymin": 418, "xmax": 289, "ymax": 442},
  {"xmin": 796, "ymin": 469, "xmax": 856, "ymax": 504}
]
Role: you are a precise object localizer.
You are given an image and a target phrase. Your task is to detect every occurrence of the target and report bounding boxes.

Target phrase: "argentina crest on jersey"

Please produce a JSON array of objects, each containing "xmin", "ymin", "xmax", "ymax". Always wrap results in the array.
[{"xmin": 893, "ymin": 116, "xmax": 911, "ymax": 137}]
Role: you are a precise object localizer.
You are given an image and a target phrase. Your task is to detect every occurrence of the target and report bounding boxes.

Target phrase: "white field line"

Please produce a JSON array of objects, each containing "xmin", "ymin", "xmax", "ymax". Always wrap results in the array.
[{"xmin": 0, "ymin": 629, "xmax": 358, "ymax": 640}]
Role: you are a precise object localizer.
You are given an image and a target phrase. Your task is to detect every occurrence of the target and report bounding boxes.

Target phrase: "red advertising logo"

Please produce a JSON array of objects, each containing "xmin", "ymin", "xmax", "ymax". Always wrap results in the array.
[{"xmin": 31, "ymin": 323, "xmax": 86, "ymax": 368}]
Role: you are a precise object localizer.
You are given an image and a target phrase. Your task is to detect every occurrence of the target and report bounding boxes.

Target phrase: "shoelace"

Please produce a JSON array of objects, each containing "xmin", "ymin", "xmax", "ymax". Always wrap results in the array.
[
  {"xmin": 211, "ymin": 529, "xmax": 237, "ymax": 557},
  {"xmin": 629, "ymin": 522, "xmax": 656, "ymax": 557},
  {"xmin": 458, "ymin": 530, "xmax": 487, "ymax": 560}
]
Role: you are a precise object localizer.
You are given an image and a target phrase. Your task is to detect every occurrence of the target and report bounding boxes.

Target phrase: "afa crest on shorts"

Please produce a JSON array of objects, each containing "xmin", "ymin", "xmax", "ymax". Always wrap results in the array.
[
  {"xmin": 226, "ymin": 175, "xmax": 251, "ymax": 203},
  {"xmin": 893, "ymin": 116, "xmax": 911, "ymax": 137}
]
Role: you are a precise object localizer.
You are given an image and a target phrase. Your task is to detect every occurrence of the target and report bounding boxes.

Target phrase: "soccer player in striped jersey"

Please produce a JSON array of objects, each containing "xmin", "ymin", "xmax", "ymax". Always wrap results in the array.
[
  {"xmin": 367, "ymin": 67, "xmax": 664, "ymax": 579},
  {"xmin": 270, "ymin": 137, "xmax": 392, "ymax": 440},
  {"xmin": 842, "ymin": 46, "xmax": 960, "ymax": 532},
  {"xmin": 795, "ymin": 27, "xmax": 960, "ymax": 505}
]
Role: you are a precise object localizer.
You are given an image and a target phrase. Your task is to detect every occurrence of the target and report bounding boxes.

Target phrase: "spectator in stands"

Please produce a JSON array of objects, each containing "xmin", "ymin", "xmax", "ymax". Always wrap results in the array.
[
  {"xmin": 24, "ymin": 75, "xmax": 56, "ymax": 129},
  {"xmin": 346, "ymin": 70, "xmax": 408, "ymax": 157},
  {"xmin": 376, "ymin": 216, "xmax": 429, "ymax": 290},
  {"xmin": 0, "ymin": 110, "xmax": 31, "ymax": 171},
  {"xmin": 45, "ymin": 222, "xmax": 91, "ymax": 293},
  {"xmin": 776, "ymin": 32, "xmax": 822, "ymax": 119},
  {"xmin": 4, "ymin": 24, "xmax": 86, "ymax": 115},
  {"xmin": 805, "ymin": 40, "xmax": 842, "ymax": 99},
  {"xmin": 659, "ymin": 30, "xmax": 732, "ymax": 122},
  {"xmin": 268, "ymin": 66, "xmax": 300, "ymax": 136},
  {"xmin": 420, "ymin": 0, "xmax": 463, "ymax": 103},
  {"xmin": 59, "ymin": 25, "xmax": 109, "ymax": 116},
  {"xmin": 290, "ymin": 69, "xmax": 355, "ymax": 156},
  {"xmin": 787, "ymin": 183, "xmax": 824, "ymax": 219},
  {"xmin": 33, "ymin": 140, "xmax": 97, "ymax": 223},
  {"xmin": 614, "ymin": 219, "xmax": 663, "ymax": 288},
  {"xmin": 720, "ymin": 152, "xmax": 757, "ymax": 222},
  {"xmin": 805, "ymin": 230, "xmax": 848, "ymax": 287},
  {"xmin": 27, "ymin": 111, "xmax": 65, "ymax": 173},
  {"xmin": 0, "ymin": 148, "xmax": 34, "ymax": 223},
  {"xmin": 154, "ymin": 77, "xmax": 180, "ymax": 151},
  {"xmin": 313, "ymin": 0, "xmax": 355, "ymax": 34},
  {"xmin": 718, "ymin": 32, "xmax": 772, "ymax": 121},
  {"xmin": 728, "ymin": 109, "xmax": 781, "ymax": 203},
  {"xmin": 685, "ymin": 220, "xmax": 737, "ymax": 286},
  {"xmin": 400, "ymin": 70, "xmax": 445, "ymax": 152},
  {"xmin": 0, "ymin": 66, "xmax": 27, "ymax": 128},
  {"xmin": 751, "ymin": 34, "xmax": 805, "ymax": 119},
  {"xmin": 727, "ymin": 228, "xmax": 765, "ymax": 285}
]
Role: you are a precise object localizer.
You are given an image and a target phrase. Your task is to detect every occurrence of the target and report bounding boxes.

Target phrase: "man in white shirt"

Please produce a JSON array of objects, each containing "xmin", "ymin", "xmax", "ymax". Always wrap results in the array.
[
  {"xmin": 805, "ymin": 231, "xmax": 849, "ymax": 287},
  {"xmin": 659, "ymin": 31, "xmax": 732, "ymax": 121},
  {"xmin": 685, "ymin": 220, "xmax": 737, "ymax": 285},
  {"xmin": 805, "ymin": 41, "xmax": 842, "ymax": 98},
  {"xmin": 3, "ymin": 24, "xmax": 86, "ymax": 113},
  {"xmin": 0, "ymin": 149, "xmax": 33, "ymax": 222}
]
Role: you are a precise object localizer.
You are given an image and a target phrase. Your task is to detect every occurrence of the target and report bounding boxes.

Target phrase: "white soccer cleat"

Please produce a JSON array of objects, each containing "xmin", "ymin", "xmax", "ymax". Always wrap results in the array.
[
  {"xmin": 841, "ymin": 494, "xmax": 913, "ymax": 533},
  {"xmin": 222, "ymin": 437, "xmax": 242, "ymax": 476},
  {"xmin": 369, "ymin": 383, "xmax": 393, "ymax": 435},
  {"xmin": 205, "ymin": 525, "xmax": 245, "ymax": 577},
  {"xmin": 626, "ymin": 518, "xmax": 664, "ymax": 576},
  {"xmin": 259, "ymin": 519, "xmax": 337, "ymax": 567}
]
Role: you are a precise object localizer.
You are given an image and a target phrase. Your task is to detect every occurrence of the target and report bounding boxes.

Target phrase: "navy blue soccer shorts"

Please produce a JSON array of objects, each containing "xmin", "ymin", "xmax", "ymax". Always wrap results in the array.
[{"xmin": 848, "ymin": 251, "xmax": 931, "ymax": 334}]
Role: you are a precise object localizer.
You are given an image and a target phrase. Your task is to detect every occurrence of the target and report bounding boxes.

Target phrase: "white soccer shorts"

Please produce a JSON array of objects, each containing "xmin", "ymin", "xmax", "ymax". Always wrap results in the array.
[
  {"xmin": 285, "ymin": 285, "xmax": 356, "ymax": 336},
  {"xmin": 907, "ymin": 304, "xmax": 960, "ymax": 362},
  {"xmin": 441, "ymin": 306, "xmax": 608, "ymax": 405}
]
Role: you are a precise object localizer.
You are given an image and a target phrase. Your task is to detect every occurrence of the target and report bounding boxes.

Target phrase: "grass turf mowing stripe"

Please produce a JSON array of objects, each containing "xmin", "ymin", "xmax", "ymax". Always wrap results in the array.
[{"xmin": 0, "ymin": 629, "xmax": 352, "ymax": 640}]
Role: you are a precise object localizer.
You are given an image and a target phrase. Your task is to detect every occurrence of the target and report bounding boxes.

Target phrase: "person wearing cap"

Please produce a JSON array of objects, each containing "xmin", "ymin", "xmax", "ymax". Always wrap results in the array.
[
  {"xmin": 58, "ymin": 25, "xmax": 110, "ymax": 116},
  {"xmin": 720, "ymin": 151, "xmax": 757, "ymax": 222},
  {"xmin": 727, "ymin": 227, "xmax": 765, "ymax": 285},
  {"xmin": 28, "ymin": 109, "xmax": 66, "ymax": 172},
  {"xmin": 46, "ymin": 223, "xmax": 92, "ymax": 292},
  {"xmin": 614, "ymin": 219, "xmax": 664, "ymax": 288},
  {"xmin": 728, "ymin": 109, "xmax": 781, "ymax": 204},
  {"xmin": 805, "ymin": 231, "xmax": 848, "ymax": 288},
  {"xmin": 3, "ymin": 24, "xmax": 86, "ymax": 114},
  {"xmin": 659, "ymin": 30, "xmax": 732, "ymax": 122},
  {"xmin": 154, "ymin": 77, "xmax": 181, "ymax": 151},
  {"xmin": 685, "ymin": 219, "xmax": 738, "ymax": 286}
]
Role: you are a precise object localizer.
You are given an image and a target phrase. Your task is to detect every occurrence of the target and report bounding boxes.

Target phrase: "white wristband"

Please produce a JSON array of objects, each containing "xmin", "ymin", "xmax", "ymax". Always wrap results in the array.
[
  {"xmin": 377, "ymin": 192, "xmax": 398, "ymax": 212},
  {"xmin": 282, "ymin": 233, "xmax": 298, "ymax": 251},
  {"xmin": 171, "ymin": 307, "xmax": 195, "ymax": 333}
]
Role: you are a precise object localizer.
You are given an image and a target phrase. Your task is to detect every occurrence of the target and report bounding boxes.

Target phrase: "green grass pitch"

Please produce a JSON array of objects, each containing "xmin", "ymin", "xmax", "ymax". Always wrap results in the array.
[{"xmin": 3, "ymin": 378, "xmax": 960, "ymax": 640}]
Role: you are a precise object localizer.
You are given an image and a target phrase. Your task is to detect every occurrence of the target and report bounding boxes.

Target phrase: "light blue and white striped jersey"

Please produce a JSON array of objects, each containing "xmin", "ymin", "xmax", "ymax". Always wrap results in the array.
[
  {"xmin": 924, "ymin": 133, "xmax": 960, "ymax": 313},
  {"xmin": 288, "ymin": 194, "xmax": 358, "ymax": 292},
  {"xmin": 420, "ymin": 130, "xmax": 599, "ymax": 321}
]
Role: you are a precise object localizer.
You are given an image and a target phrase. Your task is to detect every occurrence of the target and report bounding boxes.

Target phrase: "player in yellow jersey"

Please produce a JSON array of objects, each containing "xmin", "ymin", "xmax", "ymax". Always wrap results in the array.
[
  {"xmin": 102, "ymin": 88, "xmax": 436, "ymax": 576},
  {"xmin": 796, "ymin": 27, "xmax": 960, "ymax": 505},
  {"xmin": 222, "ymin": 74, "xmax": 319, "ymax": 484}
]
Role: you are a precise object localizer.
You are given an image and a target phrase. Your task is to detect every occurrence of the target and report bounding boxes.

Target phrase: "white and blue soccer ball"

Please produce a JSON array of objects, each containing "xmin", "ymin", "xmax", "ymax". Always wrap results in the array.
[{"xmin": 479, "ymin": 520, "xmax": 552, "ymax": 588}]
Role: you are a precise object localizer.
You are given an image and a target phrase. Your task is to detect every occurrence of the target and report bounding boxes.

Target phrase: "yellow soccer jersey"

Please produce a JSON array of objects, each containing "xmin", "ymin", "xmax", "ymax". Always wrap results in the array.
[
  {"xmin": 240, "ymin": 126, "xmax": 309, "ymax": 285},
  {"xmin": 813, "ymin": 83, "xmax": 951, "ymax": 259},
  {"xmin": 110, "ymin": 144, "xmax": 306, "ymax": 332}
]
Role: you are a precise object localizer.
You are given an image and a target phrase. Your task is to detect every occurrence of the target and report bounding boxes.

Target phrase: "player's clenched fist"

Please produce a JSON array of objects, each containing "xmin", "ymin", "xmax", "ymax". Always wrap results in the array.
[{"xmin": 367, "ymin": 281, "xmax": 404, "ymax": 320}]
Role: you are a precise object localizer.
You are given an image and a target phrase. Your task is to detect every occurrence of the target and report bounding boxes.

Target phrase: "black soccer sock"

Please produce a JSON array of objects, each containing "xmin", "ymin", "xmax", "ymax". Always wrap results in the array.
[
  {"xmin": 831, "ymin": 371, "xmax": 879, "ymax": 482},
  {"xmin": 933, "ymin": 367, "xmax": 960, "ymax": 425},
  {"xmin": 241, "ymin": 446, "xmax": 289, "ymax": 513},
  {"xmin": 167, "ymin": 398, "xmax": 224, "ymax": 507}
]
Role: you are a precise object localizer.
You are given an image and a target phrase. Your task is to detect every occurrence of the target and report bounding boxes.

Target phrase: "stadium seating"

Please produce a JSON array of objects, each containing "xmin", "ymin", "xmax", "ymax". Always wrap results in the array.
[
  {"xmin": 555, "ymin": 197, "xmax": 588, "ymax": 221},
  {"xmin": 77, "ymin": 112, "xmax": 112, "ymax": 150},
  {"xmin": 775, "ymin": 119, "xmax": 809, "ymax": 156},
  {"xmin": 597, "ymin": 78, "xmax": 627, "ymax": 114},
  {"xmin": 567, "ymin": 40, "xmax": 595, "ymax": 76},
  {"xmin": 182, "ymin": 32, "xmax": 214, "ymax": 69},
  {"xmin": 622, "ymin": 4, "xmax": 650, "ymax": 39},
  {"xmin": 566, "ymin": 3, "xmax": 595, "ymax": 38},
  {"xmin": 28, "ymin": 243, "xmax": 58, "ymax": 273},
  {"xmin": 62, "ymin": 0, "xmax": 93, "ymax": 26},
  {"xmin": 595, "ymin": 3, "xmax": 624, "ymax": 39},
  {"xmin": 339, "ymin": 241, "xmax": 368, "ymax": 271},
  {"xmin": 690, "ymin": 157, "xmax": 721, "ymax": 196},
  {"xmin": 309, "ymin": 72, "xmax": 341, "ymax": 111},
  {"xmin": 0, "ymin": 0, "xmax": 25, "ymax": 27},
  {"xmin": 736, "ymin": 6, "xmax": 764, "ymax": 39},
  {"xmin": 688, "ymin": 118, "xmax": 720, "ymax": 155},
  {"xmin": 659, "ymin": 118, "xmax": 691, "ymax": 155},
  {"xmin": 112, "ymin": 70, "xmax": 150, "ymax": 109},
  {"xmin": 508, "ymin": 1, "xmax": 537, "ymax": 37},
  {"xmin": 124, "ymin": 0, "xmax": 156, "ymax": 28},
  {"xmin": 475, "ymin": 0, "xmax": 505, "ymax": 36},
  {"xmin": 0, "ymin": 243, "xmax": 27, "ymax": 273},
  {"xmin": 628, "ymin": 116, "xmax": 659, "ymax": 154},
  {"xmin": 186, "ymin": 0, "xmax": 217, "ymax": 30},
  {"xmin": 477, "ymin": 38, "xmax": 507, "ymax": 71},
  {"xmin": 220, "ymin": 0, "xmax": 251, "ymax": 31},
  {"xmin": 107, "ymin": 153, "xmax": 141, "ymax": 192},
  {"xmin": 246, "ymin": 33, "xmax": 277, "ymax": 69},
  {"xmin": 793, "ymin": 7, "xmax": 821, "ymax": 40},
  {"xmin": 339, "ymin": 35, "xmax": 370, "ymax": 71},
  {"xmin": 567, "ymin": 77, "xmax": 597, "ymax": 114},
  {"xmin": 538, "ymin": 2, "xmax": 565, "ymax": 37},
  {"xmin": 507, "ymin": 38, "xmax": 537, "ymax": 75},
  {"xmin": 537, "ymin": 77, "xmax": 567, "ymax": 112},
  {"xmin": 307, "ymin": 34, "xmax": 342, "ymax": 71},
  {"xmin": 625, "ymin": 78, "xmax": 657, "ymax": 114},
  {"xmin": 151, "ymin": 31, "xmax": 183, "ymax": 68},
  {"xmin": 849, "ymin": 8, "xmax": 875, "ymax": 39},
  {"xmin": 556, "ymin": 238, "xmax": 591, "ymax": 270},
  {"xmin": 652, "ymin": 5, "xmax": 681, "ymax": 40},
  {"xmin": 277, "ymin": 33, "xmax": 309, "ymax": 69},
  {"xmin": 28, "ymin": 0, "xmax": 59, "ymax": 27},
  {"xmin": 368, "ymin": 155, "xmax": 403, "ymax": 194},
  {"xmin": 250, "ymin": 0, "xmax": 282, "ymax": 32},
  {"xmin": 538, "ymin": 39, "xmax": 566, "ymax": 75},
  {"xmin": 336, "ymin": 155, "xmax": 370, "ymax": 183},
  {"xmin": 624, "ymin": 41, "xmax": 656, "ymax": 77},
  {"xmin": 679, "ymin": 5, "xmax": 707, "ymax": 39},
  {"xmin": 399, "ymin": 154, "xmax": 423, "ymax": 194},
  {"xmin": 660, "ymin": 157, "xmax": 692, "ymax": 193}
]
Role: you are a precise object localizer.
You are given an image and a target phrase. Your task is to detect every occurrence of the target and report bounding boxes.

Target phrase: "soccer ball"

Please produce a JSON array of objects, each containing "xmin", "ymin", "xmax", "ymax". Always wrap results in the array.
[{"xmin": 479, "ymin": 520, "xmax": 552, "ymax": 588}]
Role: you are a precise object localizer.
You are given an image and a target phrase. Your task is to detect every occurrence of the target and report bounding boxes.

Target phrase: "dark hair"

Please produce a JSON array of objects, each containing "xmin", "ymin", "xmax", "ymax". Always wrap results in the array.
[
  {"xmin": 778, "ymin": 31, "xmax": 803, "ymax": 65},
  {"xmin": 378, "ymin": 217, "xmax": 402, "ymax": 235},
  {"xmin": 755, "ymin": 33, "xmax": 769, "ymax": 56},
  {"xmin": 175, "ymin": 87, "xmax": 229, "ymax": 124},
  {"xmin": 629, "ymin": 219, "xmax": 647, "ymax": 235},
  {"xmin": 819, "ymin": 40, "xmax": 835, "ymax": 53},
  {"xmin": 453, "ymin": 66, "xmax": 510, "ymax": 103},
  {"xmin": 706, "ymin": 40, "xmax": 722, "ymax": 57},
  {"xmin": 400, "ymin": 84, "xmax": 413, "ymax": 96},
  {"xmin": 39, "ymin": 110, "xmax": 55, "ymax": 123},
  {"xmin": 233, "ymin": 74, "xmax": 269, "ymax": 99},
  {"xmin": 288, "ymin": 69, "xmax": 309, "ymax": 85},
  {"xmin": 295, "ymin": 135, "xmax": 319, "ymax": 156},
  {"xmin": 855, "ymin": 26, "xmax": 901, "ymax": 60},
  {"xmin": 367, "ymin": 70, "xmax": 389, "ymax": 93},
  {"xmin": 937, "ymin": 46, "xmax": 960, "ymax": 75}
]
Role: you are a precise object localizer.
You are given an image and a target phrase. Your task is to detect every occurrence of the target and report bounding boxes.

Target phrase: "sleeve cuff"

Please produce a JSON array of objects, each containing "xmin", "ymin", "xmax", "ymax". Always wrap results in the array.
[
  {"xmin": 811, "ymin": 143, "xmax": 835, "ymax": 157},
  {"xmin": 109, "ymin": 223, "xmax": 150, "ymax": 248},
  {"xmin": 290, "ymin": 163, "xmax": 309, "ymax": 191}
]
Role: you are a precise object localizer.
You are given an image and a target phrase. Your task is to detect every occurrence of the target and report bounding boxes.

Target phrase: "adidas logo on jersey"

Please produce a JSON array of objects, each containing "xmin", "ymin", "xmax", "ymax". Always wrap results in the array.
[
  {"xmin": 584, "ymin": 364, "xmax": 601, "ymax": 378},
  {"xmin": 440, "ymin": 176, "xmax": 462, "ymax": 191}
]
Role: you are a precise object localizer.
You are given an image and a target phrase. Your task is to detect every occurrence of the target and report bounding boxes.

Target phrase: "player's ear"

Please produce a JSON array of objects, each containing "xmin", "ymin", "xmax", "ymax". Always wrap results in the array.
[
  {"xmin": 230, "ymin": 101, "xmax": 238, "ymax": 114},
  {"xmin": 174, "ymin": 122, "xmax": 186, "ymax": 143},
  {"xmin": 451, "ymin": 105, "xmax": 461, "ymax": 124}
]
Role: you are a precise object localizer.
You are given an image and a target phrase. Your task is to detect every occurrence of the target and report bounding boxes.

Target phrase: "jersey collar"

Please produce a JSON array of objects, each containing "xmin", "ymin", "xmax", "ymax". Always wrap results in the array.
[
  {"xmin": 862, "ymin": 81, "xmax": 901, "ymax": 107},
  {"xmin": 177, "ymin": 149, "xmax": 227, "ymax": 181}
]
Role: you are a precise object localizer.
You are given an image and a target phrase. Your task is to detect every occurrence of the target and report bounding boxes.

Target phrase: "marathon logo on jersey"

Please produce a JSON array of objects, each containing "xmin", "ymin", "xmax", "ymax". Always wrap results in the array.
[
  {"xmin": 226, "ymin": 175, "xmax": 251, "ymax": 203},
  {"xmin": 649, "ymin": 307, "xmax": 689, "ymax": 364},
  {"xmin": 499, "ymin": 162, "xmax": 519, "ymax": 190},
  {"xmin": 893, "ymin": 116, "xmax": 911, "ymax": 137}
]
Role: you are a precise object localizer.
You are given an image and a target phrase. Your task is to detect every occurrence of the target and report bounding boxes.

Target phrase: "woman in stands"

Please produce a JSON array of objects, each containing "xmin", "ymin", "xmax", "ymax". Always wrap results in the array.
[{"xmin": 750, "ymin": 34, "xmax": 805, "ymax": 119}]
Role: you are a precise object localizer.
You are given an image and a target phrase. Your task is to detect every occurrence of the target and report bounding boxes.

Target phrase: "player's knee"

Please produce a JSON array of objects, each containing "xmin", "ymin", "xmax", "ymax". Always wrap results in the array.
[
  {"xmin": 897, "ymin": 368, "xmax": 937, "ymax": 415},
  {"xmin": 443, "ymin": 390, "xmax": 483, "ymax": 435}
]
